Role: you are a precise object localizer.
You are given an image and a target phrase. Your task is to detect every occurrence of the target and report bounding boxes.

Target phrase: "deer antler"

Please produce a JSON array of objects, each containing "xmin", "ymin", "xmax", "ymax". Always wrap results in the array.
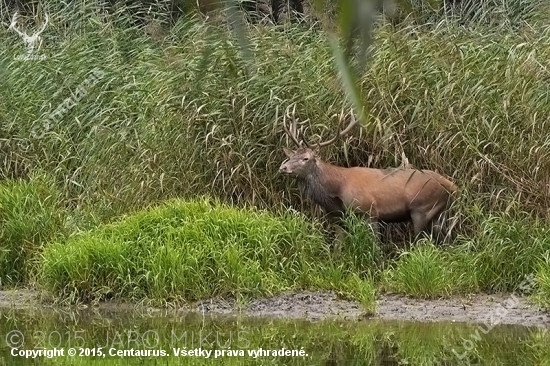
[
  {"xmin": 282, "ymin": 104, "xmax": 360, "ymax": 149},
  {"xmin": 282, "ymin": 104, "xmax": 304, "ymax": 147},
  {"xmin": 312, "ymin": 108, "xmax": 357, "ymax": 148}
]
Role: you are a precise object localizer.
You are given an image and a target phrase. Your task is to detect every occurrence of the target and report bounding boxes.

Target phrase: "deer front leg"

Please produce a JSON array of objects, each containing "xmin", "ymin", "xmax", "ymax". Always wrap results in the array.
[
  {"xmin": 324, "ymin": 210, "xmax": 346, "ymax": 255},
  {"xmin": 332, "ymin": 224, "xmax": 347, "ymax": 257}
]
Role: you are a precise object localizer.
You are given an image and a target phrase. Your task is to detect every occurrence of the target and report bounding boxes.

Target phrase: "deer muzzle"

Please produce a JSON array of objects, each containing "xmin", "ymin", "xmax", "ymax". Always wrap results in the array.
[{"xmin": 278, "ymin": 162, "xmax": 291, "ymax": 174}]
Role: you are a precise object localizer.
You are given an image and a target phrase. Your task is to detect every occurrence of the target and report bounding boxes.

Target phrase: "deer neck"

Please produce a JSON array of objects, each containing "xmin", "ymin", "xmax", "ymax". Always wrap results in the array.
[{"xmin": 301, "ymin": 160, "xmax": 343, "ymax": 213}]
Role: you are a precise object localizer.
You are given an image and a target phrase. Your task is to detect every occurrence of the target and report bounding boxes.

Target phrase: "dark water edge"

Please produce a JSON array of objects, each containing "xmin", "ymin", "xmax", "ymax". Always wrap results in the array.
[{"xmin": 0, "ymin": 307, "xmax": 549, "ymax": 365}]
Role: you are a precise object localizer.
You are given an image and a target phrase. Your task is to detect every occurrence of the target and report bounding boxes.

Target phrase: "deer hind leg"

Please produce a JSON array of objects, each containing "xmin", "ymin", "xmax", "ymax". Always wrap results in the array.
[
  {"xmin": 410, "ymin": 211, "xmax": 430, "ymax": 238},
  {"xmin": 411, "ymin": 201, "xmax": 448, "ymax": 241},
  {"xmin": 429, "ymin": 211, "xmax": 448, "ymax": 243},
  {"xmin": 431, "ymin": 203, "xmax": 458, "ymax": 244}
]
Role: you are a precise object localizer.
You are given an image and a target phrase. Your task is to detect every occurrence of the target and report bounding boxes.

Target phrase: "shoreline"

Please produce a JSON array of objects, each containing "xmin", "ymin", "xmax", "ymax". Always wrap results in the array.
[{"xmin": 1, "ymin": 289, "xmax": 549, "ymax": 327}]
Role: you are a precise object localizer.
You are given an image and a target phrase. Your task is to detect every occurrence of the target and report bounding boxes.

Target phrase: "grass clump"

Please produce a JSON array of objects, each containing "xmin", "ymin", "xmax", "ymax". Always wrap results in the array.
[
  {"xmin": 453, "ymin": 214, "xmax": 550, "ymax": 293},
  {"xmin": 338, "ymin": 210, "xmax": 384, "ymax": 276},
  {"xmin": 39, "ymin": 198, "xmax": 375, "ymax": 308},
  {"xmin": 383, "ymin": 213, "xmax": 550, "ymax": 299},
  {"xmin": 384, "ymin": 240, "xmax": 454, "ymax": 298},
  {"xmin": 0, "ymin": 173, "xmax": 64, "ymax": 287},
  {"xmin": 533, "ymin": 256, "xmax": 550, "ymax": 309}
]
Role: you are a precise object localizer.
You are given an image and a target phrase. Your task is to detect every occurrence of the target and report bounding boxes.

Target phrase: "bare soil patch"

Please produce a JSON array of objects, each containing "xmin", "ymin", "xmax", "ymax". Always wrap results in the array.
[
  {"xmin": 375, "ymin": 293, "xmax": 550, "ymax": 328},
  {"xmin": 0, "ymin": 289, "xmax": 42, "ymax": 307},
  {"xmin": 1, "ymin": 289, "xmax": 548, "ymax": 327},
  {"xmin": 193, "ymin": 291, "xmax": 550, "ymax": 326},
  {"xmin": 193, "ymin": 291, "xmax": 365, "ymax": 321}
]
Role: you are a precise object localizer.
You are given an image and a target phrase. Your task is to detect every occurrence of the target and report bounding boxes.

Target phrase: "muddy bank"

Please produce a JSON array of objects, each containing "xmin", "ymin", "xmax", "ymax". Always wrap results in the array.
[
  {"xmin": 0, "ymin": 289, "xmax": 42, "ymax": 307},
  {"xmin": 0, "ymin": 289, "xmax": 549, "ymax": 327},
  {"xmin": 193, "ymin": 291, "xmax": 550, "ymax": 327},
  {"xmin": 375, "ymin": 293, "xmax": 550, "ymax": 328},
  {"xmin": 193, "ymin": 291, "xmax": 366, "ymax": 321}
]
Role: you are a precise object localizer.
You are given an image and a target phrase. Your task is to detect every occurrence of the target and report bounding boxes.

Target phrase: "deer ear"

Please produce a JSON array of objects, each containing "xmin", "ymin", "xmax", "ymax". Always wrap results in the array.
[{"xmin": 283, "ymin": 147, "xmax": 294, "ymax": 157}]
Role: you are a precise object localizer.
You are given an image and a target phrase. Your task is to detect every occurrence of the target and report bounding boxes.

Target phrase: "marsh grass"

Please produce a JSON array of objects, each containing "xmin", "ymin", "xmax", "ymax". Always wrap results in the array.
[
  {"xmin": 454, "ymin": 214, "xmax": 550, "ymax": 293},
  {"xmin": 2, "ymin": 5, "xmax": 549, "ymax": 222},
  {"xmin": 533, "ymin": 254, "xmax": 550, "ymax": 309},
  {"xmin": 40, "ymin": 198, "xmax": 376, "ymax": 308},
  {"xmin": 401, "ymin": 0, "xmax": 548, "ymax": 26},
  {"xmin": 383, "ymin": 240, "xmax": 454, "ymax": 298},
  {"xmin": 1, "ymin": 1, "xmax": 550, "ymax": 306},
  {"xmin": 0, "ymin": 173, "xmax": 65, "ymax": 286},
  {"xmin": 339, "ymin": 210, "xmax": 384, "ymax": 276},
  {"xmin": 384, "ymin": 213, "xmax": 550, "ymax": 299}
]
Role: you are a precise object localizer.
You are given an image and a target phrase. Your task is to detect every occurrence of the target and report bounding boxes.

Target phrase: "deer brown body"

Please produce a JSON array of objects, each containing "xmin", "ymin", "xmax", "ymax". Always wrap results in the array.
[{"xmin": 279, "ymin": 105, "xmax": 457, "ymax": 238}]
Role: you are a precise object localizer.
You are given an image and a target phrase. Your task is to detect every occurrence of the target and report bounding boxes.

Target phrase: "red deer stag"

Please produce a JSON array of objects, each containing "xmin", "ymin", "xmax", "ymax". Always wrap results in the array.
[{"xmin": 278, "ymin": 105, "xmax": 458, "ymax": 239}]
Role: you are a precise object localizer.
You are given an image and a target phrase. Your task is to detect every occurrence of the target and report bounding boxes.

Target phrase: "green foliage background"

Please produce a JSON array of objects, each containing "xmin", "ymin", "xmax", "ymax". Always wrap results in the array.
[{"xmin": 0, "ymin": 0, "xmax": 549, "ymax": 306}]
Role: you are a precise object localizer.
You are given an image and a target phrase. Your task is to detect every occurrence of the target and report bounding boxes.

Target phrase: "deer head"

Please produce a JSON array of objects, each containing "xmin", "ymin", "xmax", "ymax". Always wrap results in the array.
[{"xmin": 279, "ymin": 104, "xmax": 360, "ymax": 177}]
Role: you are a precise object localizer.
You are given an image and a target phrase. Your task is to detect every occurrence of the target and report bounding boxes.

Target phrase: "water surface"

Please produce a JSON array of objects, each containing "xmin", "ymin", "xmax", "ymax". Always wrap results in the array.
[{"xmin": 0, "ymin": 307, "xmax": 548, "ymax": 365}]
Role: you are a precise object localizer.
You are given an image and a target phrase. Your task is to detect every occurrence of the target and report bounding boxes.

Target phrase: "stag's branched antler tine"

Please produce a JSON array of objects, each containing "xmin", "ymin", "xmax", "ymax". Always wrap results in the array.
[
  {"xmin": 315, "ymin": 108, "xmax": 360, "ymax": 148},
  {"xmin": 292, "ymin": 104, "xmax": 314, "ymax": 148},
  {"xmin": 339, "ymin": 108, "xmax": 359, "ymax": 136},
  {"xmin": 291, "ymin": 104, "xmax": 298, "ymax": 140},
  {"xmin": 282, "ymin": 104, "xmax": 360, "ymax": 149},
  {"xmin": 283, "ymin": 104, "xmax": 302, "ymax": 148}
]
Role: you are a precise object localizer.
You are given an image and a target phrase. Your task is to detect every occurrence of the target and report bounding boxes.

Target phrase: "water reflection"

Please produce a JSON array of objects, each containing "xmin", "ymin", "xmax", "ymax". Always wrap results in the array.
[{"xmin": 0, "ymin": 307, "xmax": 548, "ymax": 365}]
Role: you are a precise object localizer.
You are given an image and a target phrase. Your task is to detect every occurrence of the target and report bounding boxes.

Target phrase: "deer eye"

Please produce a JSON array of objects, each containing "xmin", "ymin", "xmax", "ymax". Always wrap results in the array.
[{"xmin": 302, "ymin": 157, "xmax": 309, "ymax": 161}]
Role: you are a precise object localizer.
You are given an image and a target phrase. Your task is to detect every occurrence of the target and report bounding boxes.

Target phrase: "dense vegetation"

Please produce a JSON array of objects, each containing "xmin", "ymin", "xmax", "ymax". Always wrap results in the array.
[
  {"xmin": 0, "ymin": 0, "xmax": 549, "ymax": 308},
  {"xmin": 40, "ymin": 198, "xmax": 375, "ymax": 307}
]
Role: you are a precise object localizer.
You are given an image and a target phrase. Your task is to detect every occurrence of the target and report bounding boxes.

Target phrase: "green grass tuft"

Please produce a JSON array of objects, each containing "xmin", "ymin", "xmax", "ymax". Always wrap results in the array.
[
  {"xmin": 453, "ymin": 214, "xmax": 550, "ymax": 293},
  {"xmin": 39, "ymin": 198, "xmax": 376, "ymax": 308},
  {"xmin": 534, "ymin": 256, "xmax": 550, "ymax": 309},
  {"xmin": 338, "ymin": 210, "xmax": 384, "ymax": 277},
  {"xmin": 384, "ymin": 240, "xmax": 454, "ymax": 298},
  {"xmin": 0, "ymin": 173, "xmax": 65, "ymax": 287}
]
